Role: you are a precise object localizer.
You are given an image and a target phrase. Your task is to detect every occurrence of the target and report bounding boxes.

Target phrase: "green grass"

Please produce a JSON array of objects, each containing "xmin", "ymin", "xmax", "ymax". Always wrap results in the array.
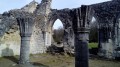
[{"xmin": 89, "ymin": 43, "xmax": 98, "ymax": 49}]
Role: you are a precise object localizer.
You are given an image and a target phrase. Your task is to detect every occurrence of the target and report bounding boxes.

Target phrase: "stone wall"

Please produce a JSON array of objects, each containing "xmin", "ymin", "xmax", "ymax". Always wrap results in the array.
[
  {"xmin": 0, "ymin": 0, "xmax": 75, "ymax": 57},
  {"xmin": 0, "ymin": 27, "xmax": 46, "ymax": 57},
  {"xmin": 0, "ymin": 0, "xmax": 120, "ymax": 59},
  {"xmin": 98, "ymin": 39, "xmax": 114, "ymax": 59},
  {"xmin": 0, "ymin": 0, "xmax": 52, "ymax": 57},
  {"xmin": 0, "ymin": 29, "xmax": 20, "ymax": 57}
]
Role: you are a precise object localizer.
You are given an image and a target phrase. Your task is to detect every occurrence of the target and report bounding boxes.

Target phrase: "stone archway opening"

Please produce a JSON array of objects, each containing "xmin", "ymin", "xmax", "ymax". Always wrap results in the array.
[
  {"xmin": 89, "ymin": 17, "xmax": 99, "ymax": 55},
  {"xmin": 52, "ymin": 19, "xmax": 64, "ymax": 44},
  {"xmin": 90, "ymin": 17, "xmax": 98, "ymax": 43},
  {"xmin": 46, "ymin": 18, "xmax": 65, "ymax": 54}
]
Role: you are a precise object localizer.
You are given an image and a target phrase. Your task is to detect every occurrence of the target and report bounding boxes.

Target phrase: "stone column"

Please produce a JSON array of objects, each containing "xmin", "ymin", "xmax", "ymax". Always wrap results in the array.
[
  {"xmin": 46, "ymin": 32, "xmax": 52, "ymax": 47},
  {"xmin": 45, "ymin": 32, "xmax": 47, "ymax": 46},
  {"xmin": 17, "ymin": 17, "xmax": 34, "ymax": 64},
  {"xmin": 72, "ymin": 5, "xmax": 93, "ymax": 67},
  {"xmin": 45, "ymin": 32, "xmax": 51, "ymax": 47},
  {"xmin": 118, "ymin": 19, "xmax": 120, "ymax": 46},
  {"xmin": 98, "ymin": 22, "xmax": 104, "ymax": 53}
]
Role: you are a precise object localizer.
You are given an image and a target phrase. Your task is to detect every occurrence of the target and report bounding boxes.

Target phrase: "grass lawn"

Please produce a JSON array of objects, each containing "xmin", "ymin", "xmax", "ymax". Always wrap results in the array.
[
  {"xmin": 0, "ymin": 54, "xmax": 120, "ymax": 67},
  {"xmin": 89, "ymin": 43, "xmax": 98, "ymax": 49}
]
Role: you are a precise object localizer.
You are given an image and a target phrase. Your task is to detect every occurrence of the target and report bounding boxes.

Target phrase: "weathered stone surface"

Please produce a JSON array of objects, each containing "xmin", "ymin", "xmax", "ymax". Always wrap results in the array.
[
  {"xmin": 90, "ymin": 0, "xmax": 120, "ymax": 59},
  {"xmin": 47, "ymin": 9, "xmax": 74, "ymax": 54},
  {"xmin": 17, "ymin": 17, "xmax": 34, "ymax": 64},
  {"xmin": 21, "ymin": 0, "xmax": 38, "ymax": 13},
  {"xmin": 71, "ymin": 5, "xmax": 93, "ymax": 67},
  {"xmin": 0, "ymin": 12, "xmax": 16, "ymax": 37},
  {"xmin": 0, "ymin": 0, "xmax": 51, "ymax": 56},
  {"xmin": 0, "ymin": 0, "xmax": 120, "ymax": 63}
]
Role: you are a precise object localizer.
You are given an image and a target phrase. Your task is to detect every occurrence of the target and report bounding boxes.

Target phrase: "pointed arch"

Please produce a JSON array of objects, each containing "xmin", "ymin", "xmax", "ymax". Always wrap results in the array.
[{"xmin": 53, "ymin": 19, "xmax": 64, "ymax": 29}]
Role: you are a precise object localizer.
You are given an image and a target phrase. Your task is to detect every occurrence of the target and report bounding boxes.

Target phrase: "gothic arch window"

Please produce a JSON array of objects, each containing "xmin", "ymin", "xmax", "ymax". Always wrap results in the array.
[
  {"xmin": 89, "ymin": 17, "xmax": 98, "ymax": 43},
  {"xmin": 52, "ymin": 19, "xmax": 64, "ymax": 44},
  {"xmin": 53, "ymin": 19, "xmax": 63, "ymax": 29}
]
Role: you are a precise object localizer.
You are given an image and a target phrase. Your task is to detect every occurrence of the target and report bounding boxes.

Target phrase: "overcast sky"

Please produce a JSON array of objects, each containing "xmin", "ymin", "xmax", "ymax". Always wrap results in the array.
[{"xmin": 0, "ymin": 0, "xmax": 111, "ymax": 29}]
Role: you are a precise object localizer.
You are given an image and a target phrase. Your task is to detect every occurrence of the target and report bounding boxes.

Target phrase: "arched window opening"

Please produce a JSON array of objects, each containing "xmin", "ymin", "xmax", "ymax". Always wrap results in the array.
[
  {"xmin": 52, "ymin": 19, "xmax": 64, "ymax": 44},
  {"xmin": 89, "ymin": 17, "xmax": 98, "ymax": 55},
  {"xmin": 53, "ymin": 19, "xmax": 63, "ymax": 29},
  {"xmin": 90, "ymin": 17, "xmax": 98, "ymax": 42}
]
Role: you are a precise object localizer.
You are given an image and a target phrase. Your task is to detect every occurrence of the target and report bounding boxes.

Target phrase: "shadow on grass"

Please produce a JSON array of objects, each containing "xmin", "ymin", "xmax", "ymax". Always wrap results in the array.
[
  {"xmin": 3, "ymin": 56, "xmax": 18, "ymax": 64},
  {"xmin": 32, "ymin": 62, "xmax": 49, "ymax": 67}
]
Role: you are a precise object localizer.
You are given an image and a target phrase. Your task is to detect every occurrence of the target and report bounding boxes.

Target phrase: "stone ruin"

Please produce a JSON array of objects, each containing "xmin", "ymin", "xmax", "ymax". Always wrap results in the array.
[{"xmin": 0, "ymin": 0, "xmax": 120, "ymax": 67}]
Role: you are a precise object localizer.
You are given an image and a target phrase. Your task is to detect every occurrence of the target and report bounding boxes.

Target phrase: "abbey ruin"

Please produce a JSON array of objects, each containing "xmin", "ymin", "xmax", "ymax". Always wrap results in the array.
[{"xmin": 0, "ymin": 0, "xmax": 120, "ymax": 67}]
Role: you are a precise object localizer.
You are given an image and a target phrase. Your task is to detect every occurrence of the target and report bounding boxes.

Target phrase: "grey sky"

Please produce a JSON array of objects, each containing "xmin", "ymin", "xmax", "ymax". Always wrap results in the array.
[{"xmin": 0, "ymin": 0, "xmax": 111, "ymax": 29}]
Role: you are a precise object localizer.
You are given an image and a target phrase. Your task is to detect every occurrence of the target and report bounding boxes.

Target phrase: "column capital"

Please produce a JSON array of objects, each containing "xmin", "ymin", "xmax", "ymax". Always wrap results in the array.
[
  {"xmin": 75, "ymin": 27, "xmax": 90, "ymax": 33},
  {"xmin": 72, "ymin": 5, "xmax": 94, "ymax": 34},
  {"xmin": 17, "ymin": 17, "xmax": 34, "ymax": 37}
]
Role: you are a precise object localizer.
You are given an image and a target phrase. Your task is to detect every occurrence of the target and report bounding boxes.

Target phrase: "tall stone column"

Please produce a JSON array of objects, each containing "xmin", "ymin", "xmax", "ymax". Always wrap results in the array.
[
  {"xmin": 45, "ymin": 32, "xmax": 52, "ymax": 47},
  {"xmin": 72, "ymin": 5, "xmax": 93, "ymax": 67},
  {"xmin": 17, "ymin": 17, "xmax": 34, "ymax": 64},
  {"xmin": 98, "ymin": 22, "xmax": 104, "ymax": 53}
]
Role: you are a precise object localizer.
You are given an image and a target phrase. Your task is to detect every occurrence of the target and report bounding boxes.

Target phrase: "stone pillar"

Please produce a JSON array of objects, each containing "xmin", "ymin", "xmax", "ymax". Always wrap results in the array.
[
  {"xmin": 20, "ymin": 36, "xmax": 31, "ymax": 64},
  {"xmin": 17, "ymin": 17, "xmax": 34, "ymax": 64},
  {"xmin": 98, "ymin": 23, "xmax": 104, "ymax": 53},
  {"xmin": 75, "ymin": 28, "xmax": 89, "ymax": 67},
  {"xmin": 97, "ymin": 18, "xmax": 114, "ymax": 58},
  {"xmin": 45, "ymin": 32, "xmax": 51, "ymax": 47},
  {"xmin": 46, "ymin": 32, "xmax": 52, "ymax": 47},
  {"xmin": 72, "ymin": 5, "xmax": 93, "ymax": 67},
  {"xmin": 118, "ymin": 19, "xmax": 120, "ymax": 46},
  {"xmin": 44, "ymin": 32, "xmax": 47, "ymax": 47}
]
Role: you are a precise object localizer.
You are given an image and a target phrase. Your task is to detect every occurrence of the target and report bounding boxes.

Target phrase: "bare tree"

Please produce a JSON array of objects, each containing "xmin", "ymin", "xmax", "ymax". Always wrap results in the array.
[
  {"xmin": 53, "ymin": 26, "xmax": 64, "ymax": 43},
  {"xmin": 89, "ymin": 20, "xmax": 98, "ymax": 42}
]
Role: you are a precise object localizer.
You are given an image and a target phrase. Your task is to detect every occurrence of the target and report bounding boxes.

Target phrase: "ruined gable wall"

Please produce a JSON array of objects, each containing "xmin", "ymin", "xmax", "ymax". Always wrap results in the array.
[
  {"xmin": 30, "ymin": 0, "xmax": 52, "ymax": 53},
  {"xmin": 0, "ymin": 12, "xmax": 20, "ymax": 57},
  {"xmin": 0, "ymin": 0, "xmax": 51, "ymax": 56}
]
